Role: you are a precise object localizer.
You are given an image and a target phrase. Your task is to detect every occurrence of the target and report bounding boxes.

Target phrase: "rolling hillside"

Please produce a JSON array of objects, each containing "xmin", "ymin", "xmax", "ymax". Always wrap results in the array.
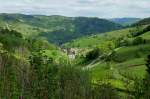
[
  {"xmin": 62, "ymin": 25, "xmax": 150, "ymax": 98},
  {"xmin": 64, "ymin": 25, "xmax": 150, "ymax": 84},
  {"xmin": 64, "ymin": 24, "xmax": 150, "ymax": 48},
  {"xmin": 134, "ymin": 17, "xmax": 150, "ymax": 26},
  {"xmin": 0, "ymin": 13, "xmax": 123, "ymax": 44},
  {"xmin": 63, "ymin": 27, "xmax": 133, "ymax": 48}
]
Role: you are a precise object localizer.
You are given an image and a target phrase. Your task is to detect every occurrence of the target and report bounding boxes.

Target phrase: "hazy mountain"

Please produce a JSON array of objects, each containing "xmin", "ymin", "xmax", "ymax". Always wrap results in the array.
[{"xmin": 110, "ymin": 18, "xmax": 141, "ymax": 26}]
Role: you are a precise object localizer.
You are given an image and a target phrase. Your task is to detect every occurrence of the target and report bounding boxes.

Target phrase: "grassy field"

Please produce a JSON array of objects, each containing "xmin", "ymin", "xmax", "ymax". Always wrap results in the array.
[
  {"xmin": 44, "ymin": 49, "xmax": 69, "ymax": 64},
  {"xmin": 140, "ymin": 31, "xmax": 150, "ymax": 40},
  {"xmin": 90, "ymin": 57, "xmax": 146, "ymax": 91},
  {"xmin": 113, "ymin": 44, "xmax": 150, "ymax": 62},
  {"xmin": 64, "ymin": 27, "xmax": 134, "ymax": 48},
  {"xmin": 64, "ymin": 28, "xmax": 132, "ymax": 48},
  {"xmin": 64, "ymin": 25, "xmax": 148, "ymax": 48},
  {"xmin": 79, "ymin": 27, "xmax": 150, "ymax": 93}
]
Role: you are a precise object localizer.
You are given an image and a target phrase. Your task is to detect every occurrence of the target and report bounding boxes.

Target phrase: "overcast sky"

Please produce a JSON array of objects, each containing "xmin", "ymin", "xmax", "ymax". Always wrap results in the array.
[{"xmin": 0, "ymin": 0, "xmax": 150, "ymax": 18}]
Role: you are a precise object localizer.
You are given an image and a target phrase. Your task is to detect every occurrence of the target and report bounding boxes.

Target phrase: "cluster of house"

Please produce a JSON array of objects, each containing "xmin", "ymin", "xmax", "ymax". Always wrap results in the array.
[{"xmin": 61, "ymin": 48, "xmax": 79, "ymax": 60}]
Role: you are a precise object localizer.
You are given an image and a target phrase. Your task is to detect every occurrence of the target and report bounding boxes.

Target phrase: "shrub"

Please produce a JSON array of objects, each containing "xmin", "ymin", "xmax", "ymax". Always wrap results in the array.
[
  {"xmin": 143, "ymin": 54, "xmax": 150, "ymax": 98},
  {"xmin": 91, "ymin": 83, "xmax": 119, "ymax": 99},
  {"xmin": 86, "ymin": 48, "xmax": 100, "ymax": 61},
  {"xmin": 58, "ymin": 66, "xmax": 91, "ymax": 99},
  {"xmin": 131, "ymin": 25, "xmax": 150, "ymax": 37},
  {"xmin": 132, "ymin": 37, "xmax": 145, "ymax": 45}
]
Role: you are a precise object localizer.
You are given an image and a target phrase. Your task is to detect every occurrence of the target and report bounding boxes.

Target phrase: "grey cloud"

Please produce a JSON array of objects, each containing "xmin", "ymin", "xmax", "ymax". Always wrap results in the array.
[{"xmin": 0, "ymin": 0, "xmax": 150, "ymax": 18}]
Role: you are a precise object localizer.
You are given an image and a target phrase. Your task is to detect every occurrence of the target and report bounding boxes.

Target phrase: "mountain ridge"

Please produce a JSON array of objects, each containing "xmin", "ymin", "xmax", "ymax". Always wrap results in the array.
[
  {"xmin": 133, "ymin": 17, "xmax": 150, "ymax": 26},
  {"xmin": 0, "ymin": 13, "xmax": 123, "ymax": 44}
]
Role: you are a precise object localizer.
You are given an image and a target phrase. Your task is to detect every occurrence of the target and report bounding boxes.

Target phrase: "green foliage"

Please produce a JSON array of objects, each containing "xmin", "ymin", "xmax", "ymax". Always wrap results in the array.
[
  {"xmin": 64, "ymin": 27, "xmax": 131, "ymax": 48},
  {"xmin": 116, "ymin": 37, "xmax": 131, "ymax": 47},
  {"xmin": 28, "ymin": 38, "xmax": 57, "ymax": 51},
  {"xmin": 138, "ymin": 54, "xmax": 150, "ymax": 99},
  {"xmin": 146, "ymin": 54, "xmax": 150, "ymax": 73},
  {"xmin": 28, "ymin": 49, "xmax": 58, "ymax": 99},
  {"xmin": 1, "ymin": 14, "xmax": 150, "ymax": 98},
  {"xmin": 44, "ymin": 50, "xmax": 68, "ymax": 64},
  {"xmin": 92, "ymin": 83, "xmax": 119, "ymax": 99},
  {"xmin": 0, "ymin": 51, "xmax": 29, "ymax": 98},
  {"xmin": 133, "ymin": 77, "xmax": 144, "ymax": 99},
  {"xmin": 140, "ymin": 31, "xmax": 150, "ymax": 41},
  {"xmin": 86, "ymin": 48, "xmax": 100, "ymax": 61},
  {"xmin": 0, "ymin": 28, "xmax": 26, "ymax": 52},
  {"xmin": 98, "ymin": 41, "xmax": 116, "ymax": 53},
  {"xmin": 130, "ymin": 25, "xmax": 150, "ymax": 37},
  {"xmin": 111, "ymin": 44, "xmax": 150, "ymax": 62},
  {"xmin": 58, "ymin": 65, "xmax": 91, "ymax": 99},
  {"xmin": 132, "ymin": 37, "xmax": 145, "ymax": 45}
]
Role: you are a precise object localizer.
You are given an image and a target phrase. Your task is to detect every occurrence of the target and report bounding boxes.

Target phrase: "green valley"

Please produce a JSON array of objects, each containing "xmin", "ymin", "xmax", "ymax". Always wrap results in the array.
[
  {"xmin": 0, "ymin": 13, "xmax": 122, "ymax": 44},
  {"xmin": 0, "ymin": 13, "xmax": 150, "ymax": 99}
]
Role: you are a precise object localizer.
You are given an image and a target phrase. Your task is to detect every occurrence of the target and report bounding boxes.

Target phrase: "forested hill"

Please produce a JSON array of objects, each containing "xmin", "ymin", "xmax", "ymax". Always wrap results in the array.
[
  {"xmin": 0, "ymin": 13, "xmax": 123, "ymax": 44},
  {"xmin": 133, "ymin": 17, "xmax": 150, "ymax": 26}
]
